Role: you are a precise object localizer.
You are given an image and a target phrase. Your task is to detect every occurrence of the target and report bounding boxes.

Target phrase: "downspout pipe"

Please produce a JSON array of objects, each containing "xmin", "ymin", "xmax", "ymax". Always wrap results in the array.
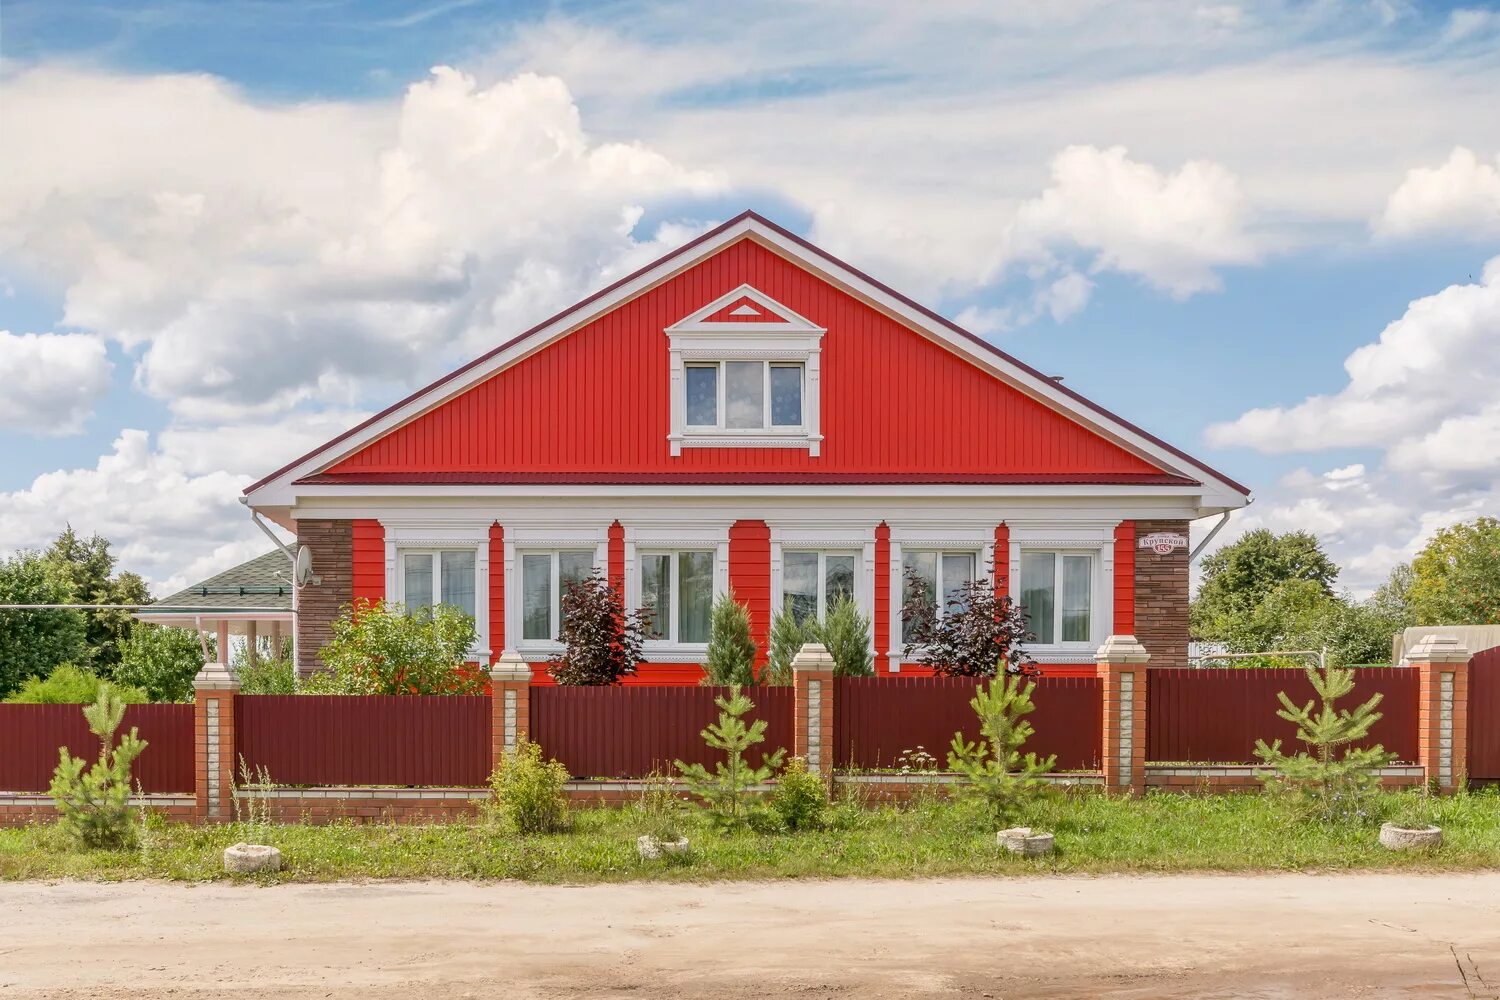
[
  {"xmin": 240, "ymin": 495, "xmax": 299, "ymax": 671},
  {"xmin": 1189, "ymin": 511, "xmax": 1232, "ymax": 564}
]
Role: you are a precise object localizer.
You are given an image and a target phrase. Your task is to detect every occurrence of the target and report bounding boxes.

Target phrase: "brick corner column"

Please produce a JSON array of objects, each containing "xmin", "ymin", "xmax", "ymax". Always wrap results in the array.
[
  {"xmin": 792, "ymin": 643, "xmax": 836, "ymax": 775},
  {"xmin": 1096, "ymin": 634, "xmax": 1150, "ymax": 795},
  {"xmin": 489, "ymin": 650, "xmax": 532, "ymax": 768},
  {"xmin": 1407, "ymin": 635, "xmax": 1470, "ymax": 792},
  {"xmin": 193, "ymin": 661, "xmax": 239, "ymax": 823}
]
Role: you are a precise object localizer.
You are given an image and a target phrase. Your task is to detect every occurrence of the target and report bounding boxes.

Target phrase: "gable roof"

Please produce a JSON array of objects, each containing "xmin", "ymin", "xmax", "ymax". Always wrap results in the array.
[{"xmin": 246, "ymin": 211, "xmax": 1250, "ymax": 504}]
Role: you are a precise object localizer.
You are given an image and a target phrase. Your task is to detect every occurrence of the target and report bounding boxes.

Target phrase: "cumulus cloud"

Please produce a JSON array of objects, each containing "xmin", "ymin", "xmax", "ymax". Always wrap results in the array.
[
  {"xmin": 0, "ymin": 65, "xmax": 722, "ymax": 423},
  {"xmin": 1376, "ymin": 147, "xmax": 1500, "ymax": 239},
  {"xmin": 0, "ymin": 331, "xmax": 112, "ymax": 434}
]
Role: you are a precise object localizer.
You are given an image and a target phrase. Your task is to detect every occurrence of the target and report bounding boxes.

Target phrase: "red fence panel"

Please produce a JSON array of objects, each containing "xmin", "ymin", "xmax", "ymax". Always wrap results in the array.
[
  {"xmin": 235, "ymin": 695, "xmax": 491, "ymax": 786},
  {"xmin": 1147, "ymin": 667, "xmax": 1419, "ymax": 764},
  {"xmin": 530, "ymin": 685, "xmax": 793, "ymax": 779},
  {"xmin": 1471, "ymin": 647, "xmax": 1500, "ymax": 781},
  {"xmin": 833, "ymin": 675, "xmax": 1102, "ymax": 772},
  {"xmin": 0, "ymin": 703, "xmax": 195, "ymax": 793}
]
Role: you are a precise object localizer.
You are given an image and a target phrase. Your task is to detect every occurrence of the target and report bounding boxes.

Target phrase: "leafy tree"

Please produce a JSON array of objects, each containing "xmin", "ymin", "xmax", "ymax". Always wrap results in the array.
[
  {"xmin": 1253, "ymin": 664, "xmax": 1394, "ymax": 823},
  {"xmin": 5, "ymin": 663, "xmax": 147, "ymax": 704},
  {"xmin": 762, "ymin": 600, "xmax": 811, "ymax": 686},
  {"xmin": 675, "ymin": 685, "xmax": 785, "ymax": 827},
  {"xmin": 43, "ymin": 527, "xmax": 151, "ymax": 675},
  {"xmin": 48, "ymin": 684, "xmax": 148, "ymax": 849},
  {"xmin": 549, "ymin": 571, "xmax": 650, "ymax": 686},
  {"xmin": 901, "ymin": 570, "xmax": 1035, "ymax": 677},
  {"xmin": 817, "ymin": 594, "xmax": 873, "ymax": 677},
  {"xmin": 0, "ymin": 551, "xmax": 89, "ymax": 698},
  {"xmin": 703, "ymin": 590, "xmax": 757, "ymax": 686},
  {"xmin": 1205, "ymin": 579, "xmax": 1405, "ymax": 668},
  {"xmin": 947, "ymin": 674, "xmax": 1055, "ymax": 823},
  {"xmin": 1192, "ymin": 529, "xmax": 1339, "ymax": 641},
  {"xmin": 1407, "ymin": 516, "xmax": 1500, "ymax": 625},
  {"xmin": 310, "ymin": 599, "xmax": 482, "ymax": 695},
  {"xmin": 114, "ymin": 624, "xmax": 205, "ymax": 702}
]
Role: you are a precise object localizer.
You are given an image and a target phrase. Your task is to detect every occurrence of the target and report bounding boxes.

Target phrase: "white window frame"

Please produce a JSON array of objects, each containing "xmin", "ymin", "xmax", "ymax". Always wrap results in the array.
[
  {"xmin": 778, "ymin": 548, "xmax": 860, "ymax": 623},
  {"xmin": 897, "ymin": 548, "xmax": 982, "ymax": 643},
  {"xmin": 684, "ymin": 360, "xmax": 806, "ymax": 433},
  {"xmin": 1018, "ymin": 549, "xmax": 1096, "ymax": 649},
  {"xmin": 1007, "ymin": 522, "xmax": 1116, "ymax": 663},
  {"xmin": 636, "ymin": 548, "xmax": 718, "ymax": 646},
  {"xmin": 887, "ymin": 524, "xmax": 996, "ymax": 675},
  {"xmin": 383, "ymin": 521, "xmax": 491, "ymax": 662},
  {"xmin": 624, "ymin": 521, "xmax": 731, "ymax": 662},
  {"xmin": 504, "ymin": 525, "xmax": 609, "ymax": 661},
  {"xmin": 516, "ymin": 548, "xmax": 598, "ymax": 645},
  {"xmin": 666, "ymin": 284, "xmax": 825, "ymax": 455}
]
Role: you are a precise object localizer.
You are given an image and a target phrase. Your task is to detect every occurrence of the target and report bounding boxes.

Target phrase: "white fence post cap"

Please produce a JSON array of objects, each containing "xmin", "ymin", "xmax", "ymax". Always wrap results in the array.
[
  {"xmin": 193, "ymin": 660, "xmax": 240, "ymax": 692},
  {"xmin": 791, "ymin": 642, "xmax": 836, "ymax": 673},
  {"xmin": 1405, "ymin": 633, "xmax": 1470, "ymax": 665},
  {"xmin": 489, "ymin": 649, "xmax": 532, "ymax": 683},
  {"xmin": 1095, "ymin": 635, "xmax": 1151, "ymax": 665}
]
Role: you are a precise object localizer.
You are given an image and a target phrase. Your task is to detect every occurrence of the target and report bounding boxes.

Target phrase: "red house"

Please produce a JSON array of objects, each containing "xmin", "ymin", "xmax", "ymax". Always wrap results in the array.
[{"xmin": 244, "ymin": 212, "xmax": 1250, "ymax": 682}]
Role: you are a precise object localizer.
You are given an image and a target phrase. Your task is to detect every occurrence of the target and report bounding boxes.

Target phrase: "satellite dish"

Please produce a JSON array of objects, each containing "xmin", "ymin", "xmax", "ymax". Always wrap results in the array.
[{"xmin": 293, "ymin": 545, "xmax": 321, "ymax": 587}]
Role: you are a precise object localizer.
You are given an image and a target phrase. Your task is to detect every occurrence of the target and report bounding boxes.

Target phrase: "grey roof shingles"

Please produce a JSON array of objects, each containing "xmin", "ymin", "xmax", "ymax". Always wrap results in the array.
[{"xmin": 147, "ymin": 550, "xmax": 294, "ymax": 611}]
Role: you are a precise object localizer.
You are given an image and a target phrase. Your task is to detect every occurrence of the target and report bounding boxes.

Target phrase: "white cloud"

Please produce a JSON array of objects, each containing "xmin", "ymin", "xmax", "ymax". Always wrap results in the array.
[
  {"xmin": 0, "ymin": 65, "xmax": 722, "ymax": 423},
  {"xmin": 0, "ymin": 331, "xmax": 112, "ymax": 434},
  {"xmin": 1376, "ymin": 147, "xmax": 1500, "ymax": 239}
]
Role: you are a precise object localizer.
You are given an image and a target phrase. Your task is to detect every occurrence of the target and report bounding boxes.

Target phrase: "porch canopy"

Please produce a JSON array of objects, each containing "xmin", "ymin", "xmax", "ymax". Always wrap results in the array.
[{"xmin": 133, "ymin": 550, "xmax": 293, "ymax": 663}]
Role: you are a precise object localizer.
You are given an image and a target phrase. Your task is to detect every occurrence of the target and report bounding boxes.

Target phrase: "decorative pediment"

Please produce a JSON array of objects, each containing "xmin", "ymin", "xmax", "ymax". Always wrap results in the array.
[{"xmin": 665, "ymin": 284, "xmax": 824, "ymax": 336}]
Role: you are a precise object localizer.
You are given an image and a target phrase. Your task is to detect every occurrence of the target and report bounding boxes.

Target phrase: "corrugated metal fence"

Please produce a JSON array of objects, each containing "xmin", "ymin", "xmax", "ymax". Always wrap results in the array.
[
  {"xmin": 833, "ymin": 675, "xmax": 1103, "ymax": 771},
  {"xmin": 1470, "ymin": 647, "xmax": 1500, "ymax": 781},
  {"xmin": 0, "ymin": 703, "xmax": 195, "ymax": 793},
  {"xmin": 235, "ymin": 695, "xmax": 491, "ymax": 786},
  {"xmin": 1147, "ymin": 667, "xmax": 1420, "ymax": 764},
  {"xmin": 530, "ymin": 684, "xmax": 793, "ymax": 779}
]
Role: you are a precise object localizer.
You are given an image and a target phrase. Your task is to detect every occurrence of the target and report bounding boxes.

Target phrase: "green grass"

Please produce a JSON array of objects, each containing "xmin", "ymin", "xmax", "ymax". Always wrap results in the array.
[{"xmin": 3, "ymin": 788, "xmax": 1498, "ymax": 884}]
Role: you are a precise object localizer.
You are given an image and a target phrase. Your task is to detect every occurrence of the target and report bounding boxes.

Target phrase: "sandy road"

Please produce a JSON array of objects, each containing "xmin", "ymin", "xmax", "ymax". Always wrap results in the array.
[{"xmin": 1, "ymin": 873, "xmax": 1497, "ymax": 998}]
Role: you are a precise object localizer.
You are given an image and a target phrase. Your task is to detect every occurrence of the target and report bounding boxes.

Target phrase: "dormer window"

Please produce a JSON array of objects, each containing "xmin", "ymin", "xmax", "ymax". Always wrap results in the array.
[
  {"xmin": 685, "ymin": 361, "xmax": 803, "ymax": 431},
  {"xmin": 666, "ymin": 285, "xmax": 824, "ymax": 455}
]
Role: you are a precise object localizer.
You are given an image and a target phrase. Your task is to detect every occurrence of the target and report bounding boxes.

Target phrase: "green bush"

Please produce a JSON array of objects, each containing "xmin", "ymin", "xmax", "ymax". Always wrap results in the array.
[
  {"xmin": 48, "ymin": 685, "xmax": 147, "ymax": 850},
  {"xmin": 114, "ymin": 624, "xmax": 205, "ymax": 702},
  {"xmin": 311, "ymin": 599, "xmax": 481, "ymax": 695},
  {"xmin": 487, "ymin": 740, "xmax": 570, "ymax": 834},
  {"xmin": 769, "ymin": 756, "xmax": 828, "ymax": 831},
  {"xmin": 237, "ymin": 657, "xmax": 298, "ymax": 695},
  {"xmin": 703, "ymin": 590, "xmax": 757, "ymax": 686},
  {"xmin": 676, "ymin": 685, "xmax": 785, "ymax": 828},
  {"xmin": 5, "ymin": 664, "xmax": 146, "ymax": 705}
]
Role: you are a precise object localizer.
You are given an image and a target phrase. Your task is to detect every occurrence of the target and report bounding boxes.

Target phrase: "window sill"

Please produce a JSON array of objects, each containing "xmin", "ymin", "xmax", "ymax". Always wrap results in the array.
[{"xmin": 670, "ymin": 433, "xmax": 822, "ymax": 456}]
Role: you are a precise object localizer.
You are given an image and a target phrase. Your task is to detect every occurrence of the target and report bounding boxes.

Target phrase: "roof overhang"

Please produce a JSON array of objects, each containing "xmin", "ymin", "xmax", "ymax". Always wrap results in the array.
[{"xmin": 244, "ymin": 211, "xmax": 1251, "ymax": 513}]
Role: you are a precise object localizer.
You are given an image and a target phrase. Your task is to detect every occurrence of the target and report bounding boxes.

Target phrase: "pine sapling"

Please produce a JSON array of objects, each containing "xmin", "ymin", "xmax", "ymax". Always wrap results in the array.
[
  {"xmin": 675, "ymin": 685, "xmax": 786, "ymax": 826},
  {"xmin": 947, "ymin": 674, "xmax": 1055, "ymax": 824},
  {"xmin": 48, "ymin": 684, "xmax": 147, "ymax": 850},
  {"xmin": 1254, "ymin": 663, "xmax": 1394, "ymax": 823}
]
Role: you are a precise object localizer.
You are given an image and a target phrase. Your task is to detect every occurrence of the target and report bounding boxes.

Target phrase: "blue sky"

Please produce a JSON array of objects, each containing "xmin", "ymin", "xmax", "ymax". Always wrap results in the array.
[{"xmin": 3, "ymin": 0, "xmax": 1500, "ymax": 594}]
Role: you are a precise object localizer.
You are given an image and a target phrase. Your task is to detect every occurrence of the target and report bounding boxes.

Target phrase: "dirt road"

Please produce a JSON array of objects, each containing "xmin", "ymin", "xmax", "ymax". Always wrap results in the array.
[{"xmin": 2, "ymin": 873, "xmax": 1497, "ymax": 998}]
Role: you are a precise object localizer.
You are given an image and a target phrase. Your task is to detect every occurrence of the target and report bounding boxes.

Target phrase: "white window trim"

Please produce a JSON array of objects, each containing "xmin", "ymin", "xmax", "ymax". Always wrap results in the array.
[
  {"xmin": 624, "ymin": 521, "xmax": 731, "ymax": 663},
  {"xmin": 683, "ymin": 360, "xmax": 807, "ymax": 434},
  {"xmin": 1007, "ymin": 521, "xmax": 1116, "ymax": 664},
  {"xmin": 666, "ymin": 284, "xmax": 825, "ymax": 456},
  {"xmin": 887, "ymin": 524, "xmax": 996, "ymax": 675},
  {"xmin": 382, "ymin": 520, "xmax": 491, "ymax": 662},
  {"xmin": 504, "ymin": 526, "xmax": 609, "ymax": 662},
  {"xmin": 769, "ymin": 522, "xmax": 877, "ymax": 653},
  {"xmin": 516, "ymin": 548, "xmax": 598, "ymax": 645}
]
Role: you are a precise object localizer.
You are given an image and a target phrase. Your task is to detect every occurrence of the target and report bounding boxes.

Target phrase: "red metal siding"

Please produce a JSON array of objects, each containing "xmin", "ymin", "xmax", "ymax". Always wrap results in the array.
[
  {"xmin": 1114, "ymin": 520, "xmax": 1135, "ymax": 635},
  {"xmin": 526, "ymin": 663, "xmax": 708, "ymax": 686},
  {"xmin": 1147, "ymin": 668, "xmax": 1419, "ymax": 764},
  {"xmin": 328, "ymin": 239, "xmax": 1166, "ymax": 478},
  {"xmin": 351, "ymin": 519, "xmax": 385, "ymax": 605},
  {"xmin": 833, "ymin": 675, "xmax": 1102, "ymax": 771},
  {"xmin": 993, "ymin": 522, "xmax": 1010, "ymax": 597},
  {"xmin": 608, "ymin": 520, "xmax": 625, "ymax": 592},
  {"xmin": 0, "ymin": 703, "xmax": 195, "ymax": 793},
  {"xmin": 728, "ymin": 520, "xmax": 771, "ymax": 669},
  {"xmin": 530, "ymin": 684, "xmax": 792, "ymax": 778},
  {"xmin": 874, "ymin": 521, "xmax": 891, "ymax": 671},
  {"xmin": 235, "ymin": 695, "xmax": 491, "ymax": 786},
  {"xmin": 488, "ymin": 522, "xmax": 504, "ymax": 660}
]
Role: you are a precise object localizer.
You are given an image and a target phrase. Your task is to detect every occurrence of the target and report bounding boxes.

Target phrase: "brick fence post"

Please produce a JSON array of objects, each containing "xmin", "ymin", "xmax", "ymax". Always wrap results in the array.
[
  {"xmin": 1407, "ymin": 635, "xmax": 1470, "ymax": 792},
  {"xmin": 1096, "ymin": 635, "xmax": 1150, "ymax": 795},
  {"xmin": 489, "ymin": 650, "xmax": 532, "ymax": 769},
  {"xmin": 193, "ymin": 660, "xmax": 239, "ymax": 823},
  {"xmin": 792, "ymin": 643, "xmax": 836, "ymax": 775}
]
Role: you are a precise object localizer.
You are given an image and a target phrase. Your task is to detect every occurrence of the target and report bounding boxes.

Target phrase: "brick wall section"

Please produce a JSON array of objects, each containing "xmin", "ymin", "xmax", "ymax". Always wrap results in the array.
[
  {"xmin": 1133, "ymin": 518, "xmax": 1189, "ymax": 670},
  {"xmin": 194, "ymin": 687, "xmax": 236, "ymax": 823},
  {"xmin": 296, "ymin": 519, "xmax": 354, "ymax": 673},
  {"xmin": 729, "ymin": 520, "xmax": 771, "ymax": 669}
]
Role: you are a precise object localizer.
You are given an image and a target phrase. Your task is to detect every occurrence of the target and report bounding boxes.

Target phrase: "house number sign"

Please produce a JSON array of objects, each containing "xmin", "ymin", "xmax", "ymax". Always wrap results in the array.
[{"xmin": 1138, "ymin": 532, "xmax": 1188, "ymax": 555}]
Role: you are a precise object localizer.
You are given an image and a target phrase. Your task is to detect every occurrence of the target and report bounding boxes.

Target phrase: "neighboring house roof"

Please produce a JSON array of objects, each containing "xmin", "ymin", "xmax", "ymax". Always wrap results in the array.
[
  {"xmin": 136, "ymin": 550, "xmax": 294, "ymax": 618},
  {"xmin": 245, "ymin": 210, "xmax": 1250, "ymax": 508}
]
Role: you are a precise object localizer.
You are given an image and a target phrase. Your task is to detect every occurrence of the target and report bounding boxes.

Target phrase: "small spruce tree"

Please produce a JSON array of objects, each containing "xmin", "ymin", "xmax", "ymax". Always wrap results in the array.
[
  {"xmin": 48, "ymin": 684, "xmax": 148, "ymax": 849},
  {"xmin": 763, "ymin": 600, "xmax": 812, "ymax": 686},
  {"xmin": 703, "ymin": 590, "xmax": 758, "ymax": 686},
  {"xmin": 675, "ymin": 685, "xmax": 785, "ymax": 826},
  {"xmin": 947, "ymin": 674, "xmax": 1055, "ymax": 824},
  {"xmin": 816, "ymin": 595, "xmax": 873, "ymax": 677},
  {"xmin": 1253, "ymin": 663, "xmax": 1394, "ymax": 823}
]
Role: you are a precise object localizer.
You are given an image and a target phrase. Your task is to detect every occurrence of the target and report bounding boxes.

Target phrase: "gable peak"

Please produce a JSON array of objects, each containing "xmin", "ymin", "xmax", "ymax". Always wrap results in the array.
[{"xmin": 666, "ymin": 283, "xmax": 824, "ymax": 334}]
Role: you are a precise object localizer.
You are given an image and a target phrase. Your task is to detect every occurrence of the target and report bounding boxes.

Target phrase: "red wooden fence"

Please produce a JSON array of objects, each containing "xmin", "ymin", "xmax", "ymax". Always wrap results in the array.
[
  {"xmin": 530, "ymin": 685, "xmax": 793, "ymax": 779},
  {"xmin": 1470, "ymin": 647, "xmax": 1500, "ymax": 782},
  {"xmin": 0, "ymin": 703, "xmax": 195, "ymax": 793},
  {"xmin": 833, "ymin": 675, "xmax": 1103, "ymax": 772},
  {"xmin": 1148, "ymin": 667, "xmax": 1420, "ymax": 764},
  {"xmin": 235, "ymin": 695, "xmax": 491, "ymax": 786}
]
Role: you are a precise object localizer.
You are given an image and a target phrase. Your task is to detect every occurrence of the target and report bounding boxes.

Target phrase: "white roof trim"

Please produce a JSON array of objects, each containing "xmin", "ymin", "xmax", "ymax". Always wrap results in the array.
[
  {"xmin": 664, "ymin": 283, "xmax": 825, "ymax": 335},
  {"xmin": 245, "ymin": 216, "xmax": 1248, "ymax": 508}
]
